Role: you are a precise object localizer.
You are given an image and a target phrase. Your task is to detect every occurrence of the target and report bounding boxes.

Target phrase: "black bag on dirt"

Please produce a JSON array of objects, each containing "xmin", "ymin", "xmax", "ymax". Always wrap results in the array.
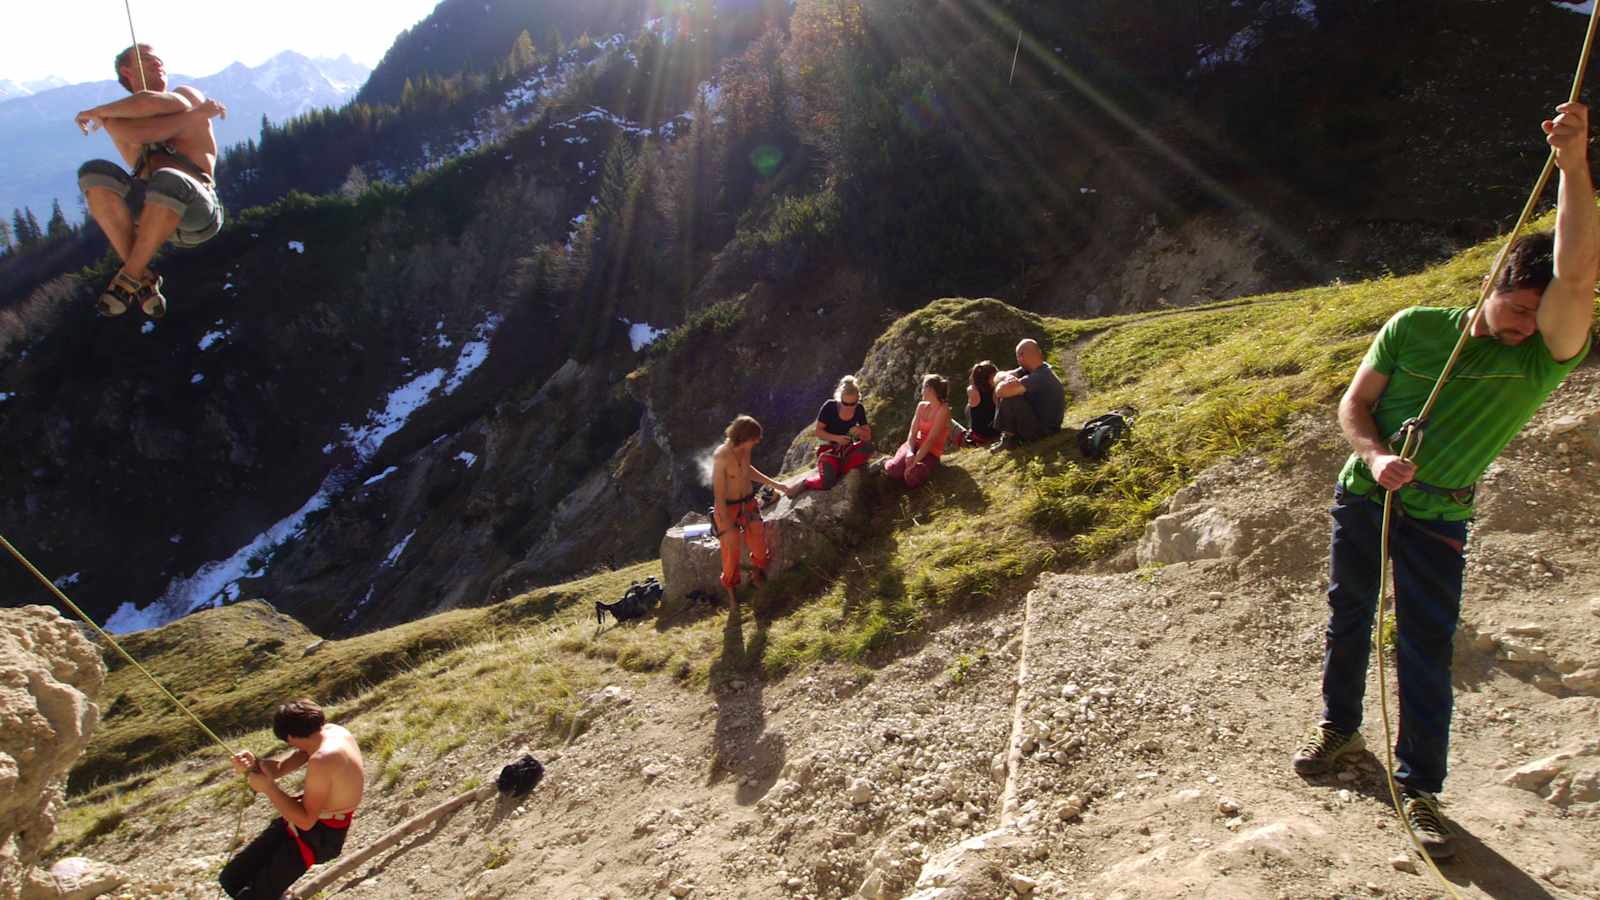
[
  {"xmin": 497, "ymin": 754, "xmax": 545, "ymax": 797},
  {"xmin": 1077, "ymin": 411, "xmax": 1132, "ymax": 460}
]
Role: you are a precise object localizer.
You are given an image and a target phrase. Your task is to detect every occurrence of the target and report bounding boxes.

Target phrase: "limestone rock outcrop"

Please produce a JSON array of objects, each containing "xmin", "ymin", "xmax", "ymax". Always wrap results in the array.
[
  {"xmin": 0, "ymin": 606, "xmax": 107, "ymax": 900},
  {"xmin": 660, "ymin": 467, "xmax": 877, "ymax": 601}
]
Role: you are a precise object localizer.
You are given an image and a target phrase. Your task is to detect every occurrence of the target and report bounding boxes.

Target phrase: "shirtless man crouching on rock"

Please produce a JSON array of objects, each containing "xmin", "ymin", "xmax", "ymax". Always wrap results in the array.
[
  {"xmin": 221, "ymin": 699, "xmax": 364, "ymax": 899},
  {"xmin": 712, "ymin": 415, "xmax": 794, "ymax": 608}
]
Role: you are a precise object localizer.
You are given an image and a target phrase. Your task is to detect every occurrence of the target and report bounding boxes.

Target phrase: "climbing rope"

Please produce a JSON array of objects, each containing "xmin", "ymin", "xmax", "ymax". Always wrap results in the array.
[
  {"xmin": 123, "ymin": 0, "xmax": 149, "ymax": 92},
  {"xmin": 0, "ymin": 531, "xmax": 241, "ymax": 758},
  {"xmin": 1373, "ymin": 5, "xmax": 1600, "ymax": 894}
]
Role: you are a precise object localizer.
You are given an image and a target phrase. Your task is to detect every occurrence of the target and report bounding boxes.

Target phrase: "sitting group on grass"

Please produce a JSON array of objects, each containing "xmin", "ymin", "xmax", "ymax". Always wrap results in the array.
[
  {"xmin": 705, "ymin": 337, "xmax": 1067, "ymax": 608},
  {"xmin": 963, "ymin": 338, "xmax": 1067, "ymax": 451}
]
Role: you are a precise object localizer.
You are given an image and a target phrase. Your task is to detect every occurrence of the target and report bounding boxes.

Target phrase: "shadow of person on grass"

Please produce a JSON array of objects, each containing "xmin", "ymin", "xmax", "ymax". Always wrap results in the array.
[{"xmin": 707, "ymin": 597, "xmax": 786, "ymax": 807}]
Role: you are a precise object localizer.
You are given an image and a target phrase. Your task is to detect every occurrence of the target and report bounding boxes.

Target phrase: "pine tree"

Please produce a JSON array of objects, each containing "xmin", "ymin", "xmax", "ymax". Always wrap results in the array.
[
  {"xmin": 24, "ymin": 207, "xmax": 43, "ymax": 245},
  {"xmin": 46, "ymin": 199, "xmax": 70, "ymax": 241},
  {"xmin": 0, "ymin": 219, "xmax": 12, "ymax": 255},
  {"xmin": 12, "ymin": 208, "xmax": 40, "ymax": 247},
  {"xmin": 506, "ymin": 30, "xmax": 537, "ymax": 75},
  {"xmin": 543, "ymin": 25, "xmax": 566, "ymax": 59}
]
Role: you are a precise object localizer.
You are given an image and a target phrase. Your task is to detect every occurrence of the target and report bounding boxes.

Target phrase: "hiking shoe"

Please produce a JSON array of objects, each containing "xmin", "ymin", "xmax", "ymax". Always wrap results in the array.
[
  {"xmin": 1291, "ymin": 724, "xmax": 1365, "ymax": 775},
  {"xmin": 1401, "ymin": 788, "xmax": 1454, "ymax": 860}
]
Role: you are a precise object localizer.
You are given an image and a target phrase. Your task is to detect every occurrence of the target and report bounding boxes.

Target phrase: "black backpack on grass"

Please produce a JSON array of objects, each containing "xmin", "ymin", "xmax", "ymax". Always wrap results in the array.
[
  {"xmin": 596, "ymin": 577, "xmax": 664, "ymax": 625},
  {"xmin": 1077, "ymin": 411, "xmax": 1133, "ymax": 460}
]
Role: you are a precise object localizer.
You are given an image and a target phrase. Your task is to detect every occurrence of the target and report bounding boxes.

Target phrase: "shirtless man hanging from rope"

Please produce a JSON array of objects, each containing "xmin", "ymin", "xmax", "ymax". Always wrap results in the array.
[
  {"xmin": 221, "ymin": 700, "xmax": 365, "ymax": 899},
  {"xmin": 75, "ymin": 43, "xmax": 227, "ymax": 319}
]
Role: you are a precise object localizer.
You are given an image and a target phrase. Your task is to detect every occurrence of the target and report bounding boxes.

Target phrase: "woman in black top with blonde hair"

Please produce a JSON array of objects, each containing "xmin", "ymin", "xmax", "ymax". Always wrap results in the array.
[{"xmin": 793, "ymin": 375, "xmax": 873, "ymax": 493}]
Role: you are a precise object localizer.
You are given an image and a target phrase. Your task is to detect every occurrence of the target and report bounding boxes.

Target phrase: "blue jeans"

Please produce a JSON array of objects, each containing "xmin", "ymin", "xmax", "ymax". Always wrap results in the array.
[{"xmin": 1321, "ymin": 486, "xmax": 1468, "ymax": 794}]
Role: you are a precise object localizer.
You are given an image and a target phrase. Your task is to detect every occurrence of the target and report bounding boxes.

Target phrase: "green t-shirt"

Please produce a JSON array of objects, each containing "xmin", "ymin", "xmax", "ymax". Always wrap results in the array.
[{"xmin": 1337, "ymin": 306, "xmax": 1589, "ymax": 521}]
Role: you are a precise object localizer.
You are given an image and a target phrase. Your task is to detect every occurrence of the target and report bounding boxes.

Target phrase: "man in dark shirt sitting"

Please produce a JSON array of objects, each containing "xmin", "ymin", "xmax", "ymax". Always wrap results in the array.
[{"xmin": 990, "ymin": 338, "xmax": 1065, "ymax": 451}]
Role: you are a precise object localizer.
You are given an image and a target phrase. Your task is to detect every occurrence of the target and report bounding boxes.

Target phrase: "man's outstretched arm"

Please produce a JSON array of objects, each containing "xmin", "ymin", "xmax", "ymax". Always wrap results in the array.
[{"xmin": 1539, "ymin": 100, "xmax": 1600, "ymax": 363}]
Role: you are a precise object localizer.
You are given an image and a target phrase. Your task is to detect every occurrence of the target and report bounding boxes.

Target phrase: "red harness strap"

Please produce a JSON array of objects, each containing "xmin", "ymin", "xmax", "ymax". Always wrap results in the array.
[{"xmin": 286, "ymin": 812, "xmax": 353, "ymax": 869}]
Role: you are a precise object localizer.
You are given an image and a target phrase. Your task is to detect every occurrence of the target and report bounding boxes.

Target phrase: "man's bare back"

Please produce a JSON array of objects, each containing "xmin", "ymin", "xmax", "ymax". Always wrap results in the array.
[{"xmin": 301, "ymin": 724, "xmax": 365, "ymax": 815}]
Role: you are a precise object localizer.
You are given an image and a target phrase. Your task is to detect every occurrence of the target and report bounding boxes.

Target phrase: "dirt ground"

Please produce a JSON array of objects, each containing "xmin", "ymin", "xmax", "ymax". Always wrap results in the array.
[{"xmin": 76, "ymin": 368, "xmax": 1600, "ymax": 899}]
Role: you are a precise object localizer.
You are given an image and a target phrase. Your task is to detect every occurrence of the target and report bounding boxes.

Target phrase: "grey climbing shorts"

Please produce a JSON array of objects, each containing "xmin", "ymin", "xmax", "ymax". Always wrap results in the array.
[{"xmin": 78, "ymin": 158, "xmax": 224, "ymax": 248}]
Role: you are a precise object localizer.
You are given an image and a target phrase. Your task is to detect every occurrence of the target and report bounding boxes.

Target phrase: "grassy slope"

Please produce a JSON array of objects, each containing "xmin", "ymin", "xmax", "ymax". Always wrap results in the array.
[{"xmin": 57, "ymin": 214, "xmax": 1600, "ymax": 852}]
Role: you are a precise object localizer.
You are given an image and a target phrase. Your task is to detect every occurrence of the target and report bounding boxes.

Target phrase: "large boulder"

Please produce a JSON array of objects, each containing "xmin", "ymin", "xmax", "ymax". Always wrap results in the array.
[
  {"xmin": 660, "ymin": 467, "xmax": 877, "ymax": 600},
  {"xmin": 856, "ymin": 299, "xmax": 1049, "ymax": 443},
  {"xmin": 0, "ymin": 606, "xmax": 107, "ymax": 900}
]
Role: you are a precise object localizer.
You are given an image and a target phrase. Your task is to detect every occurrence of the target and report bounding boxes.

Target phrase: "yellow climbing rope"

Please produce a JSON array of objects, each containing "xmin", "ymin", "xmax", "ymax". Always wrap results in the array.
[
  {"xmin": 1374, "ymin": 5, "xmax": 1600, "ymax": 895},
  {"xmin": 123, "ymin": 0, "xmax": 149, "ymax": 92},
  {"xmin": 0, "ymin": 531, "xmax": 241, "ymax": 758}
]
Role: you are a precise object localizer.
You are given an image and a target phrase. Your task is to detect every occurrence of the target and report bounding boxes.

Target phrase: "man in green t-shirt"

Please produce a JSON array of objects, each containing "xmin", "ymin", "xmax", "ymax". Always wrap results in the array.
[{"xmin": 1292, "ymin": 101, "xmax": 1598, "ymax": 860}]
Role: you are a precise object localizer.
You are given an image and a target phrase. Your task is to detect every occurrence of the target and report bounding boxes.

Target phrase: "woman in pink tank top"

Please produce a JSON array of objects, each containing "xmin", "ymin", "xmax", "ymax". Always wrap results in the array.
[{"xmin": 885, "ymin": 374, "xmax": 951, "ymax": 490}]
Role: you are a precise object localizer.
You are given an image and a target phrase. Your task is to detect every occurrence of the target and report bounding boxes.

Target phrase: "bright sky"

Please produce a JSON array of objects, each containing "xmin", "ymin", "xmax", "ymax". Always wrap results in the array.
[{"xmin": 4, "ymin": 0, "xmax": 444, "ymax": 84}]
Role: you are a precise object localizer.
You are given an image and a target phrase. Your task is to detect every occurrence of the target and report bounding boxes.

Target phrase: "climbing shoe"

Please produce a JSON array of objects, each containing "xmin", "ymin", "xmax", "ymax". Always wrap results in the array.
[
  {"xmin": 1401, "ymin": 788, "xmax": 1454, "ymax": 860},
  {"xmin": 96, "ymin": 270, "xmax": 142, "ymax": 316},
  {"xmin": 1291, "ymin": 724, "xmax": 1365, "ymax": 775},
  {"xmin": 96, "ymin": 269, "xmax": 166, "ymax": 319},
  {"xmin": 137, "ymin": 270, "xmax": 167, "ymax": 319}
]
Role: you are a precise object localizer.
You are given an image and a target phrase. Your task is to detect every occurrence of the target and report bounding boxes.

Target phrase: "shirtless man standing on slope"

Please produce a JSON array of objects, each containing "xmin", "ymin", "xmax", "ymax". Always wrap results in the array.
[
  {"xmin": 221, "ymin": 699, "xmax": 365, "ymax": 899},
  {"xmin": 75, "ymin": 43, "xmax": 227, "ymax": 318},
  {"xmin": 711, "ymin": 415, "xmax": 794, "ymax": 608}
]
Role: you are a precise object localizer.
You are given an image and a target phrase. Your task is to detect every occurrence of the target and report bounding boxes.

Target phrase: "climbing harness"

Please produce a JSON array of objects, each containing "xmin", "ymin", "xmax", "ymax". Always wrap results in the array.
[{"xmin": 1373, "ymin": 5, "xmax": 1600, "ymax": 894}]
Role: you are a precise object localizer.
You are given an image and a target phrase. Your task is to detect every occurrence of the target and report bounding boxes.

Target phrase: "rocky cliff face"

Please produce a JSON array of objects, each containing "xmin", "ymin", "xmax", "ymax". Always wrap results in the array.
[{"xmin": 0, "ymin": 606, "xmax": 105, "ymax": 900}]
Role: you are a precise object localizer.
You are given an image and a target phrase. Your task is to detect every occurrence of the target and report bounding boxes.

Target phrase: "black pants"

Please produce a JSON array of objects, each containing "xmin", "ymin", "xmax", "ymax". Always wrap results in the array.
[
  {"xmin": 993, "ymin": 394, "xmax": 1048, "ymax": 441},
  {"xmin": 219, "ymin": 817, "xmax": 349, "ymax": 899}
]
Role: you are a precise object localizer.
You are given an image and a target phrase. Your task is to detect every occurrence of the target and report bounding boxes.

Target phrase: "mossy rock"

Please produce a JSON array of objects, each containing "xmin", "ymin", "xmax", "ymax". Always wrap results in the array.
[{"xmin": 856, "ymin": 298, "xmax": 1048, "ymax": 441}]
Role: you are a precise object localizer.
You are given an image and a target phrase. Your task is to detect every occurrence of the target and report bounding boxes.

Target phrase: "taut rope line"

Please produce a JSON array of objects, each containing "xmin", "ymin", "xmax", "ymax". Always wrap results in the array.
[
  {"xmin": 1374, "ymin": 4, "xmax": 1600, "ymax": 894},
  {"xmin": 123, "ymin": 0, "xmax": 148, "ymax": 91},
  {"xmin": 0, "ymin": 531, "xmax": 241, "ymax": 758}
]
